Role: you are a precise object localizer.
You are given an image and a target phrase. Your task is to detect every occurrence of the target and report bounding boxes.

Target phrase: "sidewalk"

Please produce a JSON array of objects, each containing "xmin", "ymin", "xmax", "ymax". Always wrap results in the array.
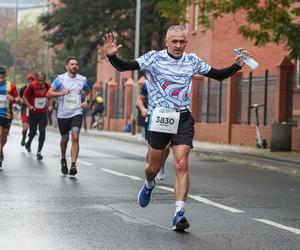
[
  {"xmin": 13, "ymin": 118, "xmax": 299, "ymax": 176},
  {"xmin": 83, "ymin": 129, "xmax": 300, "ymax": 176}
]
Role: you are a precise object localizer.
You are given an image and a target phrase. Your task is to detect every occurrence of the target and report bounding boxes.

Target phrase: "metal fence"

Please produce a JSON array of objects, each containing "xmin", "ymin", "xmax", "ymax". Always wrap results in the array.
[
  {"xmin": 112, "ymin": 82, "xmax": 125, "ymax": 119},
  {"xmin": 236, "ymin": 71, "xmax": 277, "ymax": 125},
  {"xmin": 195, "ymin": 70, "xmax": 288, "ymax": 125},
  {"xmin": 100, "ymin": 83, "xmax": 108, "ymax": 117},
  {"xmin": 288, "ymin": 74, "xmax": 297, "ymax": 122},
  {"xmin": 196, "ymin": 78, "xmax": 228, "ymax": 123}
]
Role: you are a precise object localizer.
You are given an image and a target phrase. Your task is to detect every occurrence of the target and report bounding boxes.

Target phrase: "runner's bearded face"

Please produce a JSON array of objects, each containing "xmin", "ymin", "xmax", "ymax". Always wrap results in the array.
[
  {"xmin": 164, "ymin": 31, "xmax": 188, "ymax": 59},
  {"xmin": 37, "ymin": 75, "xmax": 46, "ymax": 89},
  {"xmin": 66, "ymin": 59, "xmax": 79, "ymax": 76}
]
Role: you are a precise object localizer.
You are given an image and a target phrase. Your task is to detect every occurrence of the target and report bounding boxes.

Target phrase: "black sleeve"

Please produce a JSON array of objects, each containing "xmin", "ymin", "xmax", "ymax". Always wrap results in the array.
[
  {"xmin": 203, "ymin": 64, "xmax": 241, "ymax": 81},
  {"xmin": 107, "ymin": 55, "xmax": 140, "ymax": 71}
]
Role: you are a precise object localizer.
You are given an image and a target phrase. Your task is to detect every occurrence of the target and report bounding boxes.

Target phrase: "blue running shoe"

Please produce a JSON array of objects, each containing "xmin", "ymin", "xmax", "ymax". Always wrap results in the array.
[
  {"xmin": 172, "ymin": 209, "xmax": 190, "ymax": 231},
  {"xmin": 138, "ymin": 182, "xmax": 155, "ymax": 207}
]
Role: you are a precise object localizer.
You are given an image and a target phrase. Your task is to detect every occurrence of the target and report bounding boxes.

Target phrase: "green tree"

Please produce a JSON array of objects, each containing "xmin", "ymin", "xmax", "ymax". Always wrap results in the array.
[
  {"xmin": 5, "ymin": 20, "xmax": 46, "ymax": 83},
  {"xmin": 0, "ymin": 41, "xmax": 13, "ymax": 67},
  {"xmin": 158, "ymin": 0, "xmax": 300, "ymax": 59},
  {"xmin": 50, "ymin": 46, "xmax": 97, "ymax": 83},
  {"xmin": 38, "ymin": 0, "xmax": 168, "ymax": 81}
]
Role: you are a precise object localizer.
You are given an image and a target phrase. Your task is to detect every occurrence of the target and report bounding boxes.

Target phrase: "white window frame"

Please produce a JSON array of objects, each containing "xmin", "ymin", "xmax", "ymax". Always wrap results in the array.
[{"xmin": 185, "ymin": 4, "xmax": 189, "ymax": 32}]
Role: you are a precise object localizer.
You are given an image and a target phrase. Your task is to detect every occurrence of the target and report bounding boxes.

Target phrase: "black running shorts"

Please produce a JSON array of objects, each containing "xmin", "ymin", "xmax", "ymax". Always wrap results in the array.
[
  {"xmin": 147, "ymin": 111, "xmax": 195, "ymax": 150},
  {"xmin": 0, "ymin": 117, "xmax": 12, "ymax": 129},
  {"xmin": 57, "ymin": 114, "xmax": 83, "ymax": 135}
]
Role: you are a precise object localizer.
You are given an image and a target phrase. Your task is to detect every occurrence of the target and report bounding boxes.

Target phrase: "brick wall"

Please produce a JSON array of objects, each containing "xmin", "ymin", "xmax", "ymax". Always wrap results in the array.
[{"xmin": 186, "ymin": 11, "xmax": 288, "ymax": 76}]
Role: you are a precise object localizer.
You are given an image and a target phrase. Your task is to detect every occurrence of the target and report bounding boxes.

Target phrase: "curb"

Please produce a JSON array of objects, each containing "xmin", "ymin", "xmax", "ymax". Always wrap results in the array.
[
  {"xmin": 12, "ymin": 122, "xmax": 300, "ymax": 176},
  {"xmin": 191, "ymin": 150, "xmax": 300, "ymax": 176},
  {"xmin": 81, "ymin": 129, "xmax": 300, "ymax": 176}
]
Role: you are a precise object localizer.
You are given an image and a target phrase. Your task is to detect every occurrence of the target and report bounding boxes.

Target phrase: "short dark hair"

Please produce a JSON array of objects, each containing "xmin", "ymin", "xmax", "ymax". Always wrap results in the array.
[
  {"xmin": 36, "ymin": 71, "xmax": 46, "ymax": 80},
  {"xmin": 66, "ymin": 56, "xmax": 79, "ymax": 64},
  {"xmin": 0, "ymin": 67, "xmax": 7, "ymax": 74}
]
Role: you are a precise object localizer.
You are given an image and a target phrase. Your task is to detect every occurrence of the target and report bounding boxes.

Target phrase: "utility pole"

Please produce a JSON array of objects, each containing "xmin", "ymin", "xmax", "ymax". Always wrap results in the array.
[
  {"xmin": 13, "ymin": 0, "xmax": 19, "ymax": 83},
  {"xmin": 43, "ymin": 0, "xmax": 49, "ymax": 79},
  {"xmin": 131, "ymin": 0, "xmax": 141, "ymax": 135}
]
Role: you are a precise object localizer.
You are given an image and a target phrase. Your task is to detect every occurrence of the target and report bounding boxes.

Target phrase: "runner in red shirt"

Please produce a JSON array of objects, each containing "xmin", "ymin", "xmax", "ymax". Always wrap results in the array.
[
  {"xmin": 19, "ymin": 72, "xmax": 35, "ymax": 146},
  {"xmin": 22, "ymin": 72, "xmax": 51, "ymax": 160}
]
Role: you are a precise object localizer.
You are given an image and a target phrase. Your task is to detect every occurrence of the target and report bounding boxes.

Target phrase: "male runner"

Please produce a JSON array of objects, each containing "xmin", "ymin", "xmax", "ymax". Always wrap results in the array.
[
  {"xmin": 22, "ymin": 72, "xmax": 51, "ymax": 160},
  {"xmin": 46, "ymin": 57, "xmax": 91, "ymax": 176},
  {"xmin": 0, "ymin": 67, "xmax": 19, "ymax": 168},
  {"xmin": 103, "ymin": 25, "xmax": 248, "ymax": 231},
  {"xmin": 19, "ymin": 72, "xmax": 35, "ymax": 146},
  {"xmin": 136, "ymin": 80, "xmax": 170, "ymax": 181}
]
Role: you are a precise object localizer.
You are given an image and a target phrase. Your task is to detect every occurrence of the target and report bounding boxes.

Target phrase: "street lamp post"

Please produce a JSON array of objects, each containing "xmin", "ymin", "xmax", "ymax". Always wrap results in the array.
[{"xmin": 131, "ymin": 0, "xmax": 141, "ymax": 135}]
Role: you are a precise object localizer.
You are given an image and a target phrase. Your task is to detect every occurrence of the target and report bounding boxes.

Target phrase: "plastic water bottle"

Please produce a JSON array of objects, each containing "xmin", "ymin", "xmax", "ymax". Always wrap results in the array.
[{"xmin": 233, "ymin": 49, "xmax": 259, "ymax": 70}]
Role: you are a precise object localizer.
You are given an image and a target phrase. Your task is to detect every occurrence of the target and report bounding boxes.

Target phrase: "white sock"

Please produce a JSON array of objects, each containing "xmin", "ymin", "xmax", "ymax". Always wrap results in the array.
[
  {"xmin": 175, "ymin": 201, "xmax": 185, "ymax": 215},
  {"xmin": 145, "ymin": 180, "xmax": 155, "ymax": 189}
]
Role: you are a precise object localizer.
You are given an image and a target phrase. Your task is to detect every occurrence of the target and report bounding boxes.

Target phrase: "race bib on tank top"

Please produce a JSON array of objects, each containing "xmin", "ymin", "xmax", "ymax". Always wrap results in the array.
[
  {"xmin": 148, "ymin": 107, "xmax": 180, "ymax": 134},
  {"xmin": 63, "ymin": 94, "xmax": 81, "ymax": 109},
  {"xmin": 34, "ymin": 97, "xmax": 47, "ymax": 109},
  {"xmin": 0, "ymin": 95, "xmax": 7, "ymax": 108}
]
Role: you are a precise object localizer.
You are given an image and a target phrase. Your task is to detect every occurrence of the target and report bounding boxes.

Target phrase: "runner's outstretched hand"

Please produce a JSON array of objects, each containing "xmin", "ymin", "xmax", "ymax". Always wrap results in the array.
[{"xmin": 103, "ymin": 33, "xmax": 122, "ymax": 56}]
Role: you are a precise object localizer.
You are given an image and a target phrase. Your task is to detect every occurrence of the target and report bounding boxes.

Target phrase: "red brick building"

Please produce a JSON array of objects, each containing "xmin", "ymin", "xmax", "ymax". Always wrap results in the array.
[{"xmin": 185, "ymin": 6, "xmax": 288, "ymax": 76}]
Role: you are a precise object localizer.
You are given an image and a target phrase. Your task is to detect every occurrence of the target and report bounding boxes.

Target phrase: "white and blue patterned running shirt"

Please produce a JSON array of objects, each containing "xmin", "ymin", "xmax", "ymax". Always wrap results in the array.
[
  {"xmin": 51, "ymin": 72, "xmax": 89, "ymax": 119},
  {"xmin": 136, "ymin": 50, "xmax": 211, "ymax": 114}
]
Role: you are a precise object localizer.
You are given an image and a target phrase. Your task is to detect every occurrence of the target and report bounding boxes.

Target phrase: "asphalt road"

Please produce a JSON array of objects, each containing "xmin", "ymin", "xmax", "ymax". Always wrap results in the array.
[{"xmin": 0, "ymin": 125, "xmax": 299, "ymax": 250}]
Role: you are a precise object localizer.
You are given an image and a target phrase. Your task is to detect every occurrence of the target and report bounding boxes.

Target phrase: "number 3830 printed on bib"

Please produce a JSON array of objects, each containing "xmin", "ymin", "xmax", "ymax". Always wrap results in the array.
[{"xmin": 149, "ymin": 107, "xmax": 180, "ymax": 134}]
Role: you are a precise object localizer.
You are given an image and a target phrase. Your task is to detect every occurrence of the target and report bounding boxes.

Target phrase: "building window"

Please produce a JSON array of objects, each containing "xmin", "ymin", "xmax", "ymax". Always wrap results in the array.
[{"xmin": 185, "ymin": 4, "xmax": 189, "ymax": 32}]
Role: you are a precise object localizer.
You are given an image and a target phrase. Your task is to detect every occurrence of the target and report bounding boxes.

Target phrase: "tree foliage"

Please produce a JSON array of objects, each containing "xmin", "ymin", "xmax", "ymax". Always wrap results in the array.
[
  {"xmin": 38, "ymin": 0, "xmax": 168, "ymax": 81},
  {"xmin": 50, "ymin": 46, "xmax": 97, "ymax": 83},
  {"xmin": 4, "ymin": 19, "xmax": 46, "ymax": 83},
  {"xmin": 158, "ymin": 0, "xmax": 300, "ymax": 58},
  {"xmin": 10, "ymin": 21, "xmax": 46, "ymax": 83},
  {"xmin": 0, "ymin": 41, "xmax": 13, "ymax": 68}
]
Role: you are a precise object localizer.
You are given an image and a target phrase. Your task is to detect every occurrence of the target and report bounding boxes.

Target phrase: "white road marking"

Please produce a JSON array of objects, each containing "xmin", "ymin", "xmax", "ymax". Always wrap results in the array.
[
  {"xmin": 101, "ymin": 169, "xmax": 244, "ymax": 214},
  {"xmin": 254, "ymin": 219, "xmax": 300, "ymax": 235},
  {"xmin": 188, "ymin": 194, "xmax": 244, "ymax": 213},
  {"xmin": 10, "ymin": 127, "xmax": 299, "ymax": 236},
  {"xmin": 77, "ymin": 159, "xmax": 93, "ymax": 166},
  {"xmin": 156, "ymin": 186, "xmax": 174, "ymax": 192},
  {"xmin": 91, "ymin": 156, "xmax": 300, "ymax": 235},
  {"xmin": 157, "ymin": 186, "xmax": 244, "ymax": 213},
  {"xmin": 42, "ymin": 147, "xmax": 93, "ymax": 166},
  {"xmin": 101, "ymin": 168, "xmax": 143, "ymax": 181}
]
